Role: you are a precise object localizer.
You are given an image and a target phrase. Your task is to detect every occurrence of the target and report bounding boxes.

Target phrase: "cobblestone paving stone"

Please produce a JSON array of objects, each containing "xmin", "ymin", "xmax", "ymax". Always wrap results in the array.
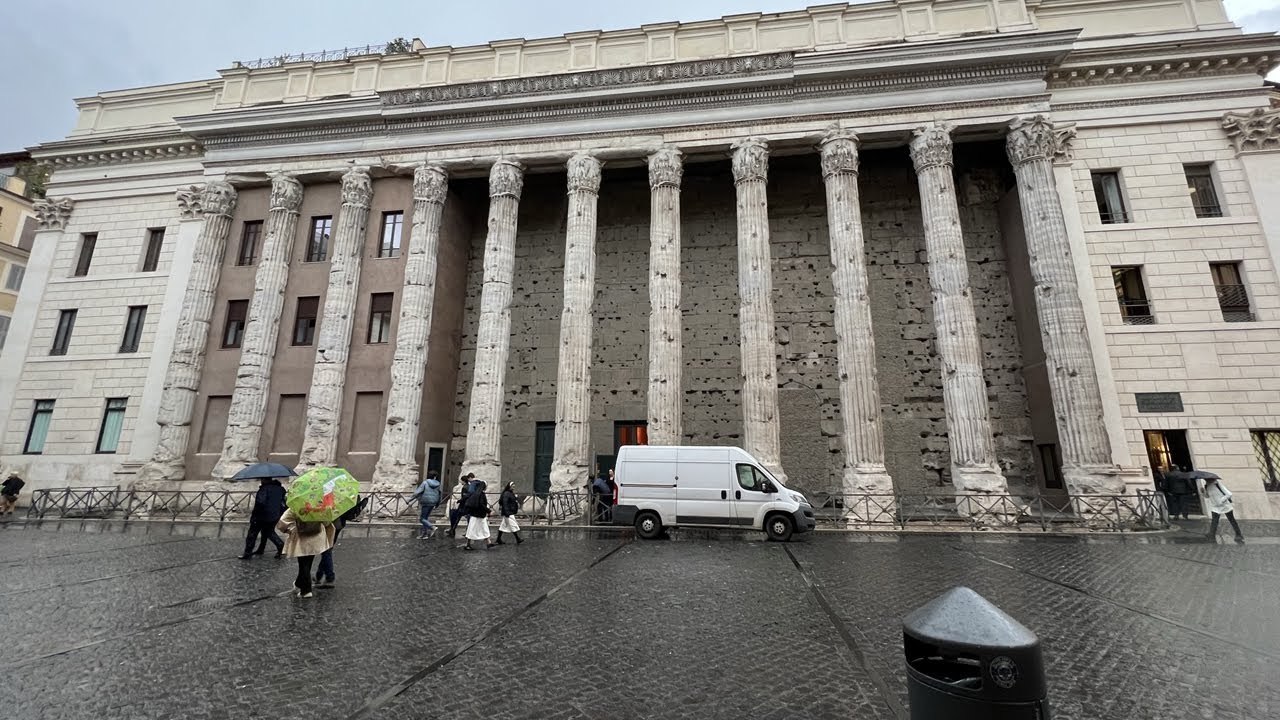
[{"xmin": 2, "ymin": 521, "xmax": 1278, "ymax": 719}]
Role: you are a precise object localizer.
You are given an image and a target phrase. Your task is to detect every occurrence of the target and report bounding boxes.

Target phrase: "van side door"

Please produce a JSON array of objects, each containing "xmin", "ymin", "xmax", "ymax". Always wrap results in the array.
[
  {"xmin": 731, "ymin": 464, "xmax": 773, "ymax": 527},
  {"xmin": 675, "ymin": 458, "xmax": 735, "ymax": 526}
]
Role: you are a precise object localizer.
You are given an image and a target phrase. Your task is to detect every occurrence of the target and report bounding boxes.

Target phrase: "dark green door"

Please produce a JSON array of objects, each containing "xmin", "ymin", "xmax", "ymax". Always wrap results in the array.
[{"xmin": 534, "ymin": 422, "xmax": 554, "ymax": 497}]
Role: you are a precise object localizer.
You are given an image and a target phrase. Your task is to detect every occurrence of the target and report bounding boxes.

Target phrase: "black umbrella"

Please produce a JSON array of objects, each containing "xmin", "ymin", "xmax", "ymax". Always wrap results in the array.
[
  {"xmin": 230, "ymin": 462, "xmax": 297, "ymax": 482},
  {"xmin": 1182, "ymin": 470, "xmax": 1220, "ymax": 480}
]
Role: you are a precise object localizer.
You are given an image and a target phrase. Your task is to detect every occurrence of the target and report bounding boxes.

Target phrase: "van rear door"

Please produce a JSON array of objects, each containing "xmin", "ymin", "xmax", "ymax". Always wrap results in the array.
[{"xmin": 675, "ymin": 447, "xmax": 734, "ymax": 525}]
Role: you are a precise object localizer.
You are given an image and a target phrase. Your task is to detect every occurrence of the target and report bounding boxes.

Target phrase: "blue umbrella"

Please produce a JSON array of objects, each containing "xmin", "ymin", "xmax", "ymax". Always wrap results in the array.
[{"xmin": 230, "ymin": 462, "xmax": 297, "ymax": 482}]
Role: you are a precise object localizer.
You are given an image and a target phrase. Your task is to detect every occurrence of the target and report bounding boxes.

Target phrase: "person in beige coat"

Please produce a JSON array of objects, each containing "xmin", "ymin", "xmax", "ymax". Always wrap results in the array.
[{"xmin": 276, "ymin": 508, "xmax": 336, "ymax": 598}]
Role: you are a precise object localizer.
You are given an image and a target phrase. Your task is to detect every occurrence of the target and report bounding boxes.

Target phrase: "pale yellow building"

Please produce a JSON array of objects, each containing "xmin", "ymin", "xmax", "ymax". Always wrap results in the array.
[{"xmin": 0, "ymin": 153, "xmax": 36, "ymax": 352}]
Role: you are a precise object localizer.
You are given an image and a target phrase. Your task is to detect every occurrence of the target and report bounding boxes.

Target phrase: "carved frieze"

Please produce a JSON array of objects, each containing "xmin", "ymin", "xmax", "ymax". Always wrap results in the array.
[
  {"xmin": 820, "ymin": 128, "xmax": 860, "ymax": 178},
  {"xmin": 731, "ymin": 138, "xmax": 769, "ymax": 185},
  {"xmin": 908, "ymin": 124, "xmax": 954, "ymax": 172},
  {"xmin": 1222, "ymin": 108, "xmax": 1280, "ymax": 153},
  {"xmin": 381, "ymin": 52, "xmax": 794, "ymax": 107},
  {"xmin": 566, "ymin": 153, "xmax": 602, "ymax": 195},
  {"xmin": 648, "ymin": 148, "xmax": 683, "ymax": 189},
  {"xmin": 33, "ymin": 197, "xmax": 75, "ymax": 231}
]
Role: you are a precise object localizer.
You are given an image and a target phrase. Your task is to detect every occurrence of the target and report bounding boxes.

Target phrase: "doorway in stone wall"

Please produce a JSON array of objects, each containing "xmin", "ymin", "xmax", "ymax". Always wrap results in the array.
[
  {"xmin": 534, "ymin": 422, "xmax": 554, "ymax": 497},
  {"xmin": 1144, "ymin": 429, "xmax": 1202, "ymax": 514},
  {"xmin": 596, "ymin": 420, "xmax": 648, "ymax": 482}
]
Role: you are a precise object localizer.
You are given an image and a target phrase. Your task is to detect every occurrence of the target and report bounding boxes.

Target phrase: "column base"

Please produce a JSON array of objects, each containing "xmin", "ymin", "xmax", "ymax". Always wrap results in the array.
[
  {"xmin": 1064, "ymin": 465, "xmax": 1127, "ymax": 497},
  {"xmin": 133, "ymin": 460, "xmax": 186, "ymax": 489},
  {"xmin": 370, "ymin": 458, "xmax": 420, "ymax": 493},
  {"xmin": 841, "ymin": 467, "xmax": 896, "ymax": 526},
  {"xmin": 210, "ymin": 456, "xmax": 249, "ymax": 483},
  {"xmin": 549, "ymin": 463, "xmax": 590, "ymax": 495},
  {"xmin": 459, "ymin": 459, "xmax": 502, "ymax": 488},
  {"xmin": 952, "ymin": 464, "xmax": 1010, "ymax": 523}
]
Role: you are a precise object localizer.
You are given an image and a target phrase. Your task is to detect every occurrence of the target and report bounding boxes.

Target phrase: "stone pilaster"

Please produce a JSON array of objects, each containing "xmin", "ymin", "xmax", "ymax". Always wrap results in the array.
[
  {"xmin": 908, "ymin": 124, "xmax": 1007, "ymax": 498},
  {"xmin": 731, "ymin": 138, "xmax": 786, "ymax": 483},
  {"xmin": 212, "ymin": 174, "xmax": 303, "ymax": 481},
  {"xmin": 32, "ymin": 197, "xmax": 75, "ymax": 231},
  {"xmin": 647, "ymin": 148, "xmax": 684, "ymax": 446},
  {"xmin": 819, "ymin": 130, "xmax": 894, "ymax": 513},
  {"xmin": 372, "ymin": 164, "xmax": 450, "ymax": 490},
  {"xmin": 297, "ymin": 167, "xmax": 373, "ymax": 470},
  {"xmin": 549, "ymin": 153, "xmax": 603, "ymax": 492},
  {"xmin": 1007, "ymin": 116, "xmax": 1123, "ymax": 495},
  {"xmin": 136, "ymin": 183, "xmax": 237, "ymax": 485},
  {"xmin": 460, "ymin": 160, "xmax": 524, "ymax": 484}
]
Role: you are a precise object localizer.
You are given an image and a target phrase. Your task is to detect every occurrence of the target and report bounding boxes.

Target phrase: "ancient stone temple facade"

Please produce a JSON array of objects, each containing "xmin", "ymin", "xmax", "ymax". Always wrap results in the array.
[{"xmin": 4, "ymin": 0, "xmax": 1280, "ymax": 519}]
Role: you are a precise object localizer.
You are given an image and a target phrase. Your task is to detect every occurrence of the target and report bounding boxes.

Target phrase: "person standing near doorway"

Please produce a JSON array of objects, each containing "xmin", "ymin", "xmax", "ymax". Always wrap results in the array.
[
  {"xmin": 1164, "ymin": 466, "xmax": 1196, "ymax": 521},
  {"xmin": 1200, "ymin": 476, "xmax": 1245, "ymax": 544}
]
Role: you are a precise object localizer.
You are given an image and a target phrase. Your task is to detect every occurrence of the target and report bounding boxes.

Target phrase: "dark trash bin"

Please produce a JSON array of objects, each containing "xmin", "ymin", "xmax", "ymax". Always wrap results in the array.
[{"xmin": 902, "ymin": 586, "xmax": 1050, "ymax": 719}]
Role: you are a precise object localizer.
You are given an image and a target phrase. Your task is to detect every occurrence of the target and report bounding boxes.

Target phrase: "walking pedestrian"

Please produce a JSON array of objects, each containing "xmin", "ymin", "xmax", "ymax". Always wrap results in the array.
[
  {"xmin": 275, "ymin": 508, "xmax": 335, "ymax": 598},
  {"xmin": 240, "ymin": 478, "xmax": 286, "ymax": 559},
  {"xmin": 592, "ymin": 471, "xmax": 611, "ymax": 523},
  {"xmin": 0, "ymin": 473, "xmax": 25, "ymax": 517},
  {"xmin": 314, "ymin": 496, "xmax": 367, "ymax": 589},
  {"xmin": 495, "ymin": 482, "xmax": 523, "ymax": 545},
  {"xmin": 1200, "ymin": 476, "xmax": 1245, "ymax": 544},
  {"xmin": 461, "ymin": 479, "xmax": 495, "ymax": 551},
  {"xmin": 414, "ymin": 471, "xmax": 443, "ymax": 539},
  {"xmin": 448, "ymin": 473, "xmax": 477, "ymax": 538}
]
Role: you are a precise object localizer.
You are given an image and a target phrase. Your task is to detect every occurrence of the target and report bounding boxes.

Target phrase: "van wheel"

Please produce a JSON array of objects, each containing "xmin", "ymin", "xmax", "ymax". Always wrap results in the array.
[
  {"xmin": 765, "ymin": 514, "xmax": 794, "ymax": 542},
  {"xmin": 635, "ymin": 512, "xmax": 663, "ymax": 540}
]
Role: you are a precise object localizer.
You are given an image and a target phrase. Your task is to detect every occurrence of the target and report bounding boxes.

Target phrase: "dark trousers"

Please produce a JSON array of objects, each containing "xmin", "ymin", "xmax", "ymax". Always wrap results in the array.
[
  {"xmin": 316, "ymin": 525, "xmax": 343, "ymax": 582},
  {"xmin": 1209, "ymin": 511, "xmax": 1244, "ymax": 539},
  {"xmin": 296, "ymin": 556, "xmax": 315, "ymax": 595},
  {"xmin": 244, "ymin": 518, "xmax": 283, "ymax": 556},
  {"xmin": 1166, "ymin": 493, "xmax": 1194, "ymax": 518},
  {"xmin": 449, "ymin": 507, "xmax": 465, "ymax": 532}
]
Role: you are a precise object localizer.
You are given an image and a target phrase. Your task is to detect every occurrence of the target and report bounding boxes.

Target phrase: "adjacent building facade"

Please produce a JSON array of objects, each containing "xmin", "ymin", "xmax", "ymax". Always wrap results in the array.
[{"xmin": 3, "ymin": 0, "xmax": 1280, "ymax": 518}]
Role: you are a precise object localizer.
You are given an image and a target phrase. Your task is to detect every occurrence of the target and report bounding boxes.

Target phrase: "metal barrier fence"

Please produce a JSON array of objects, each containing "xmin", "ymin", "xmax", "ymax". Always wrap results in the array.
[{"xmin": 24, "ymin": 486, "xmax": 1167, "ymax": 532}]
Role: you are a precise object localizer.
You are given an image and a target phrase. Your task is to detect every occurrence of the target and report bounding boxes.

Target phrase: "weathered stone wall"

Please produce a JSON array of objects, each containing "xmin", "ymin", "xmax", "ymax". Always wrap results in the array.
[{"xmin": 450, "ymin": 151, "xmax": 1034, "ymax": 496}]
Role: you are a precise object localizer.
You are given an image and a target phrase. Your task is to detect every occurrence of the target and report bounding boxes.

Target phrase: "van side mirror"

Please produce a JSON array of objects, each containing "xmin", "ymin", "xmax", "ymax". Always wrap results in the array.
[{"xmin": 761, "ymin": 480, "xmax": 777, "ymax": 494}]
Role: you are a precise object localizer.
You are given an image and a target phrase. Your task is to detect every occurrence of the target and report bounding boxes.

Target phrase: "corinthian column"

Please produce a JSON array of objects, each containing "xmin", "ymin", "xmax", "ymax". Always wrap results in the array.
[
  {"xmin": 819, "ymin": 130, "xmax": 894, "ymax": 513},
  {"xmin": 731, "ymin": 138, "xmax": 786, "ymax": 482},
  {"xmin": 372, "ymin": 164, "xmax": 450, "ymax": 490},
  {"xmin": 297, "ymin": 167, "xmax": 373, "ymax": 470},
  {"xmin": 908, "ymin": 125, "xmax": 1007, "ymax": 498},
  {"xmin": 460, "ymin": 160, "xmax": 524, "ymax": 483},
  {"xmin": 647, "ymin": 148, "xmax": 683, "ymax": 446},
  {"xmin": 212, "ymin": 174, "xmax": 304, "ymax": 481},
  {"xmin": 1007, "ymin": 116, "xmax": 1123, "ymax": 495},
  {"xmin": 549, "ymin": 153, "xmax": 603, "ymax": 492},
  {"xmin": 137, "ymin": 183, "xmax": 238, "ymax": 485}
]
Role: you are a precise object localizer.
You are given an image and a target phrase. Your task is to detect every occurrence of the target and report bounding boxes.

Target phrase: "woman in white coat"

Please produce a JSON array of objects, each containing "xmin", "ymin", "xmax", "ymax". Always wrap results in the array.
[{"xmin": 1199, "ymin": 476, "xmax": 1245, "ymax": 544}]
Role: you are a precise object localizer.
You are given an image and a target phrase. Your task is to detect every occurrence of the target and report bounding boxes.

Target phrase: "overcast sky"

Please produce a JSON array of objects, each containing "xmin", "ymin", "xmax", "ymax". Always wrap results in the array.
[{"xmin": 0, "ymin": 0, "xmax": 1276, "ymax": 151}]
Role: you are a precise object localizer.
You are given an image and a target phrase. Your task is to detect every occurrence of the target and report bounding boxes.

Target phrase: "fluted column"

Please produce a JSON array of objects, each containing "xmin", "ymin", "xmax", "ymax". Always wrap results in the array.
[
  {"xmin": 297, "ymin": 167, "xmax": 373, "ymax": 470},
  {"xmin": 908, "ymin": 125, "xmax": 1007, "ymax": 498},
  {"xmin": 372, "ymin": 164, "xmax": 450, "ymax": 490},
  {"xmin": 732, "ymin": 138, "xmax": 786, "ymax": 483},
  {"xmin": 647, "ymin": 149, "xmax": 683, "ymax": 446},
  {"xmin": 135, "ymin": 183, "xmax": 237, "ymax": 485},
  {"xmin": 212, "ymin": 174, "xmax": 304, "ymax": 481},
  {"xmin": 819, "ymin": 130, "xmax": 894, "ymax": 513},
  {"xmin": 460, "ymin": 160, "xmax": 524, "ymax": 483},
  {"xmin": 1007, "ymin": 116, "xmax": 1123, "ymax": 495},
  {"xmin": 549, "ymin": 153, "xmax": 603, "ymax": 492}
]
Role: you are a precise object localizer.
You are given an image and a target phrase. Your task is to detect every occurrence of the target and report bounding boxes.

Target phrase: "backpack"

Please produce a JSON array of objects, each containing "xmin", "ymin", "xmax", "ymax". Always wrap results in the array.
[{"xmin": 296, "ymin": 521, "xmax": 323, "ymax": 536}]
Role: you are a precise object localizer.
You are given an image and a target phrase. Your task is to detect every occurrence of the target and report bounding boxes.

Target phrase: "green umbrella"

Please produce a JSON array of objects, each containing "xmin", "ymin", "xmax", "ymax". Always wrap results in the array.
[{"xmin": 286, "ymin": 467, "xmax": 360, "ymax": 523}]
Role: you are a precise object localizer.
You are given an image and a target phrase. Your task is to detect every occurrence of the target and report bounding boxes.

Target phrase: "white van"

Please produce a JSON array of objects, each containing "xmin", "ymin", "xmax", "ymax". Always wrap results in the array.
[{"xmin": 611, "ymin": 445, "xmax": 816, "ymax": 541}]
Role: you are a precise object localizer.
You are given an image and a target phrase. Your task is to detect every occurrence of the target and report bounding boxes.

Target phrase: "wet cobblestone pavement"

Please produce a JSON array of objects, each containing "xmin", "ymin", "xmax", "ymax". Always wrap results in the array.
[{"xmin": 1, "ymin": 519, "xmax": 1277, "ymax": 719}]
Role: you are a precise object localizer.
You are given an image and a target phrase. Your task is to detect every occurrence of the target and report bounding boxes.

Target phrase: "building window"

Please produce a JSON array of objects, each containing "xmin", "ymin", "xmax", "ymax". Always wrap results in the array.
[
  {"xmin": 73, "ymin": 233, "xmax": 97, "ymax": 276},
  {"xmin": 141, "ymin": 228, "xmax": 165, "ymax": 272},
  {"xmin": 24, "ymin": 399, "xmax": 55, "ymax": 454},
  {"xmin": 0, "ymin": 315, "xmax": 10, "ymax": 351},
  {"xmin": 95, "ymin": 398, "xmax": 128, "ymax": 454},
  {"xmin": 378, "ymin": 211, "xmax": 404, "ymax": 258},
  {"xmin": 51, "ymin": 309, "xmax": 77, "ymax": 355},
  {"xmin": 237, "ymin": 221, "xmax": 263, "ymax": 266},
  {"xmin": 119, "ymin": 305, "xmax": 147, "ymax": 353},
  {"xmin": 1210, "ymin": 262, "xmax": 1253, "ymax": 322},
  {"xmin": 222, "ymin": 299, "xmax": 249, "ymax": 349},
  {"xmin": 1251, "ymin": 430, "xmax": 1280, "ymax": 492},
  {"xmin": 293, "ymin": 296, "xmax": 319, "ymax": 346},
  {"xmin": 305, "ymin": 216, "xmax": 333, "ymax": 262},
  {"xmin": 4, "ymin": 264, "xmax": 23, "ymax": 291},
  {"xmin": 367, "ymin": 292, "xmax": 393, "ymax": 344},
  {"xmin": 1092, "ymin": 171, "xmax": 1130, "ymax": 224},
  {"xmin": 1184, "ymin": 164, "xmax": 1223, "ymax": 218},
  {"xmin": 614, "ymin": 420, "xmax": 649, "ymax": 453},
  {"xmin": 1112, "ymin": 266, "xmax": 1153, "ymax": 325}
]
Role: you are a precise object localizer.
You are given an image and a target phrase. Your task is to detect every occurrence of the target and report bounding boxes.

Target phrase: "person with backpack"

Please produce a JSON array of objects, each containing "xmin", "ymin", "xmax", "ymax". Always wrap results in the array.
[
  {"xmin": 1, "ymin": 473, "xmax": 25, "ymax": 516},
  {"xmin": 413, "ymin": 471, "xmax": 443, "ymax": 539},
  {"xmin": 461, "ymin": 479, "xmax": 495, "ymax": 551},
  {"xmin": 448, "ymin": 473, "xmax": 477, "ymax": 538},
  {"xmin": 1200, "ymin": 475, "xmax": 1246, "ymax": 544},
  {"xmin": 276, "ymin": 507, "xmax": 335, "ymax": 598},
  {"xmin": 496, "ymin": 482, "xmax": 523, "ymax": 545},
  {"xmin": 313, "ymin": 496, "xmax": 368, "ymax": 589}
]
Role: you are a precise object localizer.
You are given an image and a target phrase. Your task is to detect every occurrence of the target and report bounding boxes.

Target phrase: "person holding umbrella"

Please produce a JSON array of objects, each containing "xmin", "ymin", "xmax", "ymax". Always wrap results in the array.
[
  {"xmin": 1198, "ymin": 473, "xmax": 1246, "ymax": 544},
  {"xmin": 277, "ymin": 466, "xmax": 360, "ymax": 597},
  {"xmin": 232, "ymin": 462, "xmax": 295, "ymax": 559}
]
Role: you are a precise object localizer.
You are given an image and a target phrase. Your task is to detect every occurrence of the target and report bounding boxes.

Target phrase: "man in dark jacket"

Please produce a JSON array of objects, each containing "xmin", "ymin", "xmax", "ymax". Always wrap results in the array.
[
  {"xmin": 241, "ymin": 478, "xmax": 287, "ymax": 559},
  {"xmin": 1, "ymin": 473, "xmax": 25, "ymax": 516},
  {"xmin": 1163, "ymin": 466, "xmax": 1196, "ymax": 520},
  {"xmin": 448, "ymin": 473, "xmax": 477, "ymax": 538}
]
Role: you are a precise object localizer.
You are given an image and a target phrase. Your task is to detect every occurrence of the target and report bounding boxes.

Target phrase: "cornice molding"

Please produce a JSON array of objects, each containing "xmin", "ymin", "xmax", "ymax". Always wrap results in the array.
[
  {"xmin": 1050, "ymin": 87, "xmax": 1264, "ymax": 113},
  {"xmin": 1048, "ymin": 54, "xmax": 1274, "ymax": 88},
  {"xmin": 41, "ymin": 140, "xmax": 204, "ymax": 170}
]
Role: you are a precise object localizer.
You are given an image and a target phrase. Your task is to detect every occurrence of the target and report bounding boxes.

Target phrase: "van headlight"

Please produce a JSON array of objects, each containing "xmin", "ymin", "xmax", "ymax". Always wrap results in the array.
[{"xmin": 791, "ymin": 492, "xmax": 809, "ymax": 506}]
